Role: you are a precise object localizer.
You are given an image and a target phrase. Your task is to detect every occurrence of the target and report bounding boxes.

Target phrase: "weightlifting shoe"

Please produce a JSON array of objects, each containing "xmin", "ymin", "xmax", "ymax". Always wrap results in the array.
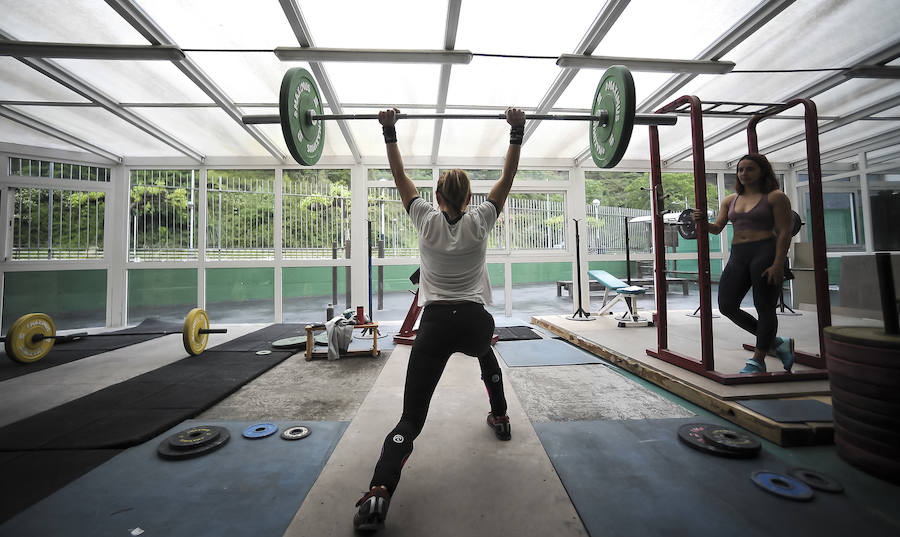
[
  {"xmin": 487, "ymin": 413, "xmax": 511, "ymax": 441},
  {"xmin": 740, "ymin": 358, "xmax": 766, "ymax": 374},
  {"xmin": 774, "ymin": 336, "xmax": 795, "ymax": 372},
  {"xmin": 353, "ymin": 485, "xmax": 391, "ymax": 532}
]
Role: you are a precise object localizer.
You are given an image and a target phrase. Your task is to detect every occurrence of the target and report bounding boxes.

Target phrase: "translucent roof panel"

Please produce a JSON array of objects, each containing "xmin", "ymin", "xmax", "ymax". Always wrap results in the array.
[
  {"xmin": 130, "ymin": 107, "xmax": 277, "ymax": 157},
  {"xmin": 344, "ymin": 108, "xmax": 436, "ymax": 161},
  {"xmin": 53, "ymin": 59, "xmax": 213, "ymax": 104},
  {"xmin": 456, "ymin": 1, "xmax": 605, "ymax": 55},
  {"xmin": 300, "ymin": 1, "xmax": 445, "ymax": 49},
  {"xmin": 439, "ymin": 111, "xmax": 510, "ymax": 160},
  {"xmin": 319, "ymin": 64, "xmax": 441, "ymax": 106},
  {"xmin": 7, "ymin": 106, "xmax": 183, "ymax": 156},
  {"xmin": 138, "ymin": 0, "xmax": 301, "ymax": 48},
  {"xmin": 524, "ymin": 121, "xmax": 587, "ymax": 161},
  {"xmin": 447, "ymin": 58, "xmax": 561, "ymax": 108},
  {"xmin": 593, "ymin": 0, "xmax": 761, "ymax": 58},
  {"xmin": 188, "ymin": 53, "xmax": 292, "ymax": 104},
  {"xmin": 556, "ymin": 70, "xmax": 676, "ymax": 111},
  {"xmin": 0, "ymin": 116, "xmax": 87, "ymax": 154},
  {"xmin": 0, "ymin": 58, "xmax": 89, "ymax": 102},
  {"xmin": 1, "ymin": 0, "xmax": 149, "ymax": 45}
]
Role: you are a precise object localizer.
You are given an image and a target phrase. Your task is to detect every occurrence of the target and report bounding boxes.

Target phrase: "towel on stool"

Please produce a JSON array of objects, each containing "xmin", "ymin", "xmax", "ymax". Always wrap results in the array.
[{"xmin": 325, "ymin": 316, "xmax": 354, "ymax": 360}]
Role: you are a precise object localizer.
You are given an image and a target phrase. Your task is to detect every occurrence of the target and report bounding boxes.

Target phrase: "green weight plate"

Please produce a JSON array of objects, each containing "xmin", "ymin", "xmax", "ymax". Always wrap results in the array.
[
  {"xmin": 279, "ymin": 67, "xmax": 325, "ymax": 166},
  {"xmin": 590, "ymin": 65, "xmax": 636, "ymax": 169}
]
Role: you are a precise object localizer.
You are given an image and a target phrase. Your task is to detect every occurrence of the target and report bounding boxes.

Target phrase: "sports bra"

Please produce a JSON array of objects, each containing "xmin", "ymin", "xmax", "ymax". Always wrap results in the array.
[{"xmin": 728, "ymin": 194, "xmax": 774, "ymax": 232}]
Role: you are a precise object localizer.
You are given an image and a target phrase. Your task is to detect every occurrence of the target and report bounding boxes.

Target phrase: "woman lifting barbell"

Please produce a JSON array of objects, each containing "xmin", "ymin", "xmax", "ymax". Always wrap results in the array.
[
  {"xmin": 353, "ymin": 107, "xmax": 525, "ymax": 532},
  {"xmin": 692, "ymin": 153, "xmax": 795, "ymax": 374}
]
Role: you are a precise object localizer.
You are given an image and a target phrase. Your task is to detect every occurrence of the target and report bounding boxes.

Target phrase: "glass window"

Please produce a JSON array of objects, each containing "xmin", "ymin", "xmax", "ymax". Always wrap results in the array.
[
  {"xmin": 2, "ymin": 270, "xmax": 106, "ymax": 331},
  {"xmin": 10, "ymin": 187, "xmax": 105, "ymax": 260},
  {"xmin": 508, "ymin": 192, "xmax": 566, "ymax": 250},
  {"xmin": 368, "ymin": 186, "xmax": 434, "ymax": 257},
  {"xmin": 798, "ymin": 176, "xmax": 864, "ymax": 251},
  {"xmin": 206, "ymin": 170, "xmax": 275, "ymax": 260},
  {"xmin": 129, "ymin": 169, "xmax": 199, "ymax": 261},
  {"xmin": 867, "ymin": 170, "xmax": 900, "ymax": 251},
  {"xmin": 283, "ymin": 169, "xmax": 351, "ymax": 260},
  {"xmin": 585, "ymin": 171, "xmax": 651, "ymax": 255},
  {"xmin": 9, "ymin": 157, "xmax": 110, "ymax": 182}
]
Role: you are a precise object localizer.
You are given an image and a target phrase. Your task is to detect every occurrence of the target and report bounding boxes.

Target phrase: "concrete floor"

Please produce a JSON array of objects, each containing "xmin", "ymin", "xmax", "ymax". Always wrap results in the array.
[{"xmin": 2, "ymin": 281, "xmax": 897, "ymax": 536}]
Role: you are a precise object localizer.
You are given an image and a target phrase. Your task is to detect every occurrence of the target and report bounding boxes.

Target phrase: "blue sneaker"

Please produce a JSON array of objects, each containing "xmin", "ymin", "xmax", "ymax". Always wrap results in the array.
[
  {"xmin": 775, "ymin": 337, "xmax": 795, "ymax": 372},
  {"xmin": 740, "ymin": 358, "xmax": 766, "ymax": 374}
]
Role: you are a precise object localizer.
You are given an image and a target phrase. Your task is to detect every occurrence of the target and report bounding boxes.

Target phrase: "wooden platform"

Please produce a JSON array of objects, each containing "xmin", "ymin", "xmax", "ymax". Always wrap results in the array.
[{"xmin": 531, "ymin": 308, "xmax": 881, "ymax": 447}]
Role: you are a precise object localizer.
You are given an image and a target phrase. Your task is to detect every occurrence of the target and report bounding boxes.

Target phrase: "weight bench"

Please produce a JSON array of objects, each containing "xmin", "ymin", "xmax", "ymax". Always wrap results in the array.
[{"xmin": 588, "ymin": 270, "xmax": 653, "ymax": 327}]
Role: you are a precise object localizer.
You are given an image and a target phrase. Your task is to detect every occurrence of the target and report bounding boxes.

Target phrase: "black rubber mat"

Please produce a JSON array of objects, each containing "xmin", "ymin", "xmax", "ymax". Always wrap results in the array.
[
  {"xmin": 0, "ymin": 318, "xmax": 182, "ymax": 382},
  {"xmin": 494, "ymin": 326, "xmax": 543, "ymax": 341},
  {"xmin": 0, "ymin": 323, "xmax": 305, "ymax": 451},
  {"xmin": 739, "ymin": 399, "xmax": 834, "ymax": 423},
  {"xmin": 0, "ymin": 449, "xmax": 121, "ymax": 524}
]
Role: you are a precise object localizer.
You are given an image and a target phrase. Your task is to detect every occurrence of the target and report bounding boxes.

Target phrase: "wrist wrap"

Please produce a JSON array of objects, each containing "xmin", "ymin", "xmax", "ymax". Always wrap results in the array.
[
  {"xmin": 382, "ymin": 125, "xmax": 397, "ymax": 144},
  {"xmin": 509, "ymin": 125, "xmax": 524, "ymax": 146}
]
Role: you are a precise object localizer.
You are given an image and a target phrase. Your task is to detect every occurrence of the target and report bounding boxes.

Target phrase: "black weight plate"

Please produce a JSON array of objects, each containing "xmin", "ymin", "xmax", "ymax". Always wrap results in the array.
[
  {"xmin": 677, "ymin": 209, "xmax": 697, "ymax": 240},
  {"xmin": 787, "ymin": 468, "xmax": 843, "ymax": 493},
  {"xmin": 158, "ymin": 426, "xmax": 230, "ymax": 460},
  {"xmin": 243, "ymin": 422, "xmax": 278, "ymax": 439},
  {"xmin": 677, "ymin": 423, "xmax": 758, "ymax": 459},
  {"xmin": 791, "ymin": 210, "xmax": 803, "ymax": 237},
  {"xmin": 702, "ymin": 426, "xmax": 762, "ymax": 454},
  {"xmin": 281, "ymin": 425, "xmax": 311, "ymax": 441},
  {"xmin": 751, "ymin": 470, "xmax": 814, "ymax": 501},
  {"xmin": 166, "ymin": 425, "xmax": 223, "ymax": 451}
]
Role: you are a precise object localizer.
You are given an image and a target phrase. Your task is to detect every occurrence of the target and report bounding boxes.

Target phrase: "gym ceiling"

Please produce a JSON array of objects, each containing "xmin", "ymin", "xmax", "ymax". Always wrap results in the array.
[{"xmin": 0, "ymin": 0, "xmax": 898, "ymax": 169}]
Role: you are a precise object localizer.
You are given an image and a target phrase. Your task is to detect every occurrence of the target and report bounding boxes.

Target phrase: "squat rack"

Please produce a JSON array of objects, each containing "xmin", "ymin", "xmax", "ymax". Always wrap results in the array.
[{"xmin": 645, "ymin": 97, "xmax": 829, "ymax": 385}]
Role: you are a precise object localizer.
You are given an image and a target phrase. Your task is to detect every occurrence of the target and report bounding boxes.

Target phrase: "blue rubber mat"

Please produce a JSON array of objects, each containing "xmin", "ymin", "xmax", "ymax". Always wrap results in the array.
[
  {"xmin": 494, "ymin": 338, "xmax": 604, "ymax": 367},
  {"xmin": 534, "ymin": 418, "xmax": 898, "ymax": 537},
  {"xmin": 0, "ymin": 420, "xmax": 348, "ymax": 537}
]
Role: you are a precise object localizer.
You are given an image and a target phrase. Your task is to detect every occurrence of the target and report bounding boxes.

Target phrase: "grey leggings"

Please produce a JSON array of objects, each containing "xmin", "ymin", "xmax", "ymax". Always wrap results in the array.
[
  {"xmin": 369, "ymin": 302, "xmax": 506, "ymax": 494},
  {"xmin": 717, "ymin": 238, "xmax": 781, "ymax": 353}
]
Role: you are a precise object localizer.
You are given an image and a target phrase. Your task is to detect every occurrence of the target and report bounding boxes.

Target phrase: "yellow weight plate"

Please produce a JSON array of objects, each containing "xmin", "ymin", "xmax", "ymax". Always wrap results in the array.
[
  {"xmin": 5, "ymin": 313, "xmax": 55, "ymax": 364},
  {"xmin": 183, "ymin": 308, "xmax": 210, "ymax": 356}
]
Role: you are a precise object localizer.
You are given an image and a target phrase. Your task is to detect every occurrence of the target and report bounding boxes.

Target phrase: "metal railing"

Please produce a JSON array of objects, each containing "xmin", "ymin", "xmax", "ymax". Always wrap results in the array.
[
  {"xmin": 11, "ymin": 187, "xmax": 105, "ymax": 260},
  {"xmin": 130, "ymin": 169, "xmax": 198, "ymax": 261},
  {"xmin": 584, "ymin": 204, "xmax": 652, "ymax": 254}
]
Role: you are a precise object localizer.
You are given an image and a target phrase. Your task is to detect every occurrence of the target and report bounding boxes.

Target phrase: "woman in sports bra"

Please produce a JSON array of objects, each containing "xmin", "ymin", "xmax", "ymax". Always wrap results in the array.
[{"xmin": 692, "ymin": 153, "xmax": 796, "ymax": 374}]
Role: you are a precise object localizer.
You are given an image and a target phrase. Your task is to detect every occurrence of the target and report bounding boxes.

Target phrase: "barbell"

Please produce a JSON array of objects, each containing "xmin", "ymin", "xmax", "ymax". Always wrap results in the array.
[
  {"xmin": 1, "ymin": 308, "xmax": 227, "ymax": 364},
  {"xmin": 671, "ymin": 208, "xmax": 804, "ymax": 240},
  {"xmin": 242, "ymin": 65, "xmax": 678, "ymax": 168}
]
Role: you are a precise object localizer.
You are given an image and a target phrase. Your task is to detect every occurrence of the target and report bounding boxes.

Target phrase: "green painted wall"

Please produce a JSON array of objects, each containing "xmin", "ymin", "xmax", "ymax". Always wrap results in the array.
[
  {"xmin": 2, "ymin": 270, "xmax": 106, "ymax": 331},
  {"xmin": 128, "ymin": 268, "xmax": 197, "ymax": 308},
  {"xmin": 283, "ymin": 266, "xmax": 349, "ymax": 298},
  {"xmin": 511, "ymin": 262, "xmax": 571, "ymax": 284}
]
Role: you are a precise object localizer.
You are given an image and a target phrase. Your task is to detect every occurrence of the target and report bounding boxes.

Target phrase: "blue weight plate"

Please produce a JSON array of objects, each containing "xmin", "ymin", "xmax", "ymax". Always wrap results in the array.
[
  {"xmin": 242, "ymin": 422, "xmax": 278, "ymax": 439},
  {"xmin": 751, "ymin": 470, "xmax": 814, "ymax": 501}
]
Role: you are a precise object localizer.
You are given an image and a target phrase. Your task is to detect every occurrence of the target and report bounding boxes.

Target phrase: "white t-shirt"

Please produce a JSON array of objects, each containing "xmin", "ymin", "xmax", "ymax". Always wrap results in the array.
[{"xmin": 407, "ymin": 196, "xmax": 499, "ymax": 306}]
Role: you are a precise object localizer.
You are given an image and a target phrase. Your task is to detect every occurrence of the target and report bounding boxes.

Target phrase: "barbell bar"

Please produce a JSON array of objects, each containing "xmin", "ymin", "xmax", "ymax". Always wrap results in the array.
[
  {"xmin": 249, "ymin": 65, "xmax": 677, "ymax": 168},
  {"xmin": 669, "ymin": 208, "xmax": 804, "ymax": 240},
  {"xmin": 2, "ymin": 308, "xmax": 226, "ymax": 364}
]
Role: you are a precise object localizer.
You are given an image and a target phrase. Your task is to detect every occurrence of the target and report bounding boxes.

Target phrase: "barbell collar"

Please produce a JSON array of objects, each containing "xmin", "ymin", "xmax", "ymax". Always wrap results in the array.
[{"xmin": 241, "ymin": 112, "xmax": 677, "ymax": 126}]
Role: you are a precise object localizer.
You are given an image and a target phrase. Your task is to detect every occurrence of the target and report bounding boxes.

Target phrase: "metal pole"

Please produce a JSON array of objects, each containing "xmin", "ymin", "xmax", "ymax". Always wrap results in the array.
[{"xmin": 625, "ymin": 216, "xmax": 632, "ymax": 285}]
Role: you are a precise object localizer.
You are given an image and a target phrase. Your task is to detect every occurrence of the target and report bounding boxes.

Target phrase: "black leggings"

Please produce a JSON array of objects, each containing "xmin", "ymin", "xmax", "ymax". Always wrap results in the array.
[
  {"xmin": 369, "ymin": 302, "xmax": 506, "ymax": 494},
  {"xmin": 717, "ymin": 238, "xmax": 782, "ymax": 353}
]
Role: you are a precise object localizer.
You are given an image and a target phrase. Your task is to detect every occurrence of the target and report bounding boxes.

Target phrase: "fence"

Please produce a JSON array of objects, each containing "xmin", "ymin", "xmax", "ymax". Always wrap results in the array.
[
  {"xmin": 11, "ymin": 188, "xmax": 105, "ymax": 260},
  {"xmin": 584, "ymin": 205, "xmax": 652, "ymax": 254}
]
